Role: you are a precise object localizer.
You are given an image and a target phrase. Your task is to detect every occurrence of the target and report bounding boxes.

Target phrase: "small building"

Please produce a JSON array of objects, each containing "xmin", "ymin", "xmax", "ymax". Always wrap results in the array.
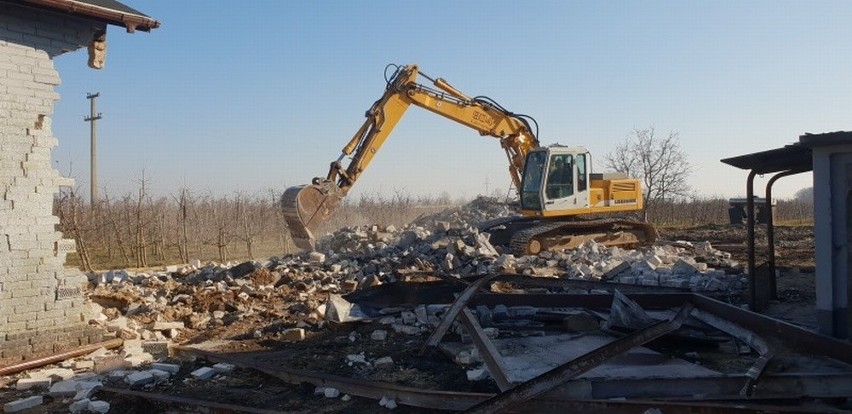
[
  {"xmin": 722, "ymin": 131, "xmax": 852, "ymax": 339},
  {"xmin": 0, "ymin": 0, "xmax": 158, "ymax": 364}
]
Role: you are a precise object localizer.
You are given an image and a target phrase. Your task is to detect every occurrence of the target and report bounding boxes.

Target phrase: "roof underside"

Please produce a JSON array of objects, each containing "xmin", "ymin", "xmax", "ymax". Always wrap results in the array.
[
  {"xmin": 721, "ymin": 144, "xmax": 812, "ymax": 174},
  {"xmin": 721, "ymin": 131, "xmax": 852, "ymax": 174},
  {"xmin": 17, "ymin": 0, "xmax": 159, "ymax": 32}
]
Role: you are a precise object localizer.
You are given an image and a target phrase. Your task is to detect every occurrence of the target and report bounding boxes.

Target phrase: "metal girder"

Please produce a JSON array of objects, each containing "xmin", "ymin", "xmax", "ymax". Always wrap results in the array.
[
  {"xmin": 462, "ymin": 304, "xmax": 694, "ymax": 414},
  {"xmin": 458, "ymin": 307, "xmax": 513, "ymax": 391},
  {"xmin": 420, "ymin": 274, "xmax": 497, "ymax": 353}
]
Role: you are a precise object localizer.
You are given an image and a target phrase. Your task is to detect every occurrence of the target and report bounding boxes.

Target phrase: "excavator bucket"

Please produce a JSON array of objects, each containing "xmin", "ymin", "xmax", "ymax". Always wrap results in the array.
[{"xmin": 280, "ymin": 182, "xmax": 344, "ymax": 251}]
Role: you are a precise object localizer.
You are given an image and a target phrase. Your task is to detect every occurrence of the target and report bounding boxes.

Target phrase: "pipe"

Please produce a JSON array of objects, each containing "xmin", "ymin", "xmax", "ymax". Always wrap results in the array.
[
  {"xmin": 0, "ymin": 338, "xmax": 123, "ymax": 376},
  {"xmin": 746, "ymin": 169, "xmax": 758, "ymax": 311}
]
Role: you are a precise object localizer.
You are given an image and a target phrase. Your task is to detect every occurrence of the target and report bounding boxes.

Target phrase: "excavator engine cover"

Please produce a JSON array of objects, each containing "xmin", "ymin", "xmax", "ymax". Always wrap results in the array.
[{"xmin": 281, "ymin": 181, "xmax": 344, "ymax": 251}]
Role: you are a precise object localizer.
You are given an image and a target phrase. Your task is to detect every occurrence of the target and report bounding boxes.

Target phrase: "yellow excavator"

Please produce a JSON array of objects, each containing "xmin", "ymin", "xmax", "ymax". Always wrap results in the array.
[{"xmin": 282, "ymin": 64, "xmax": 656, "ymax": 256}]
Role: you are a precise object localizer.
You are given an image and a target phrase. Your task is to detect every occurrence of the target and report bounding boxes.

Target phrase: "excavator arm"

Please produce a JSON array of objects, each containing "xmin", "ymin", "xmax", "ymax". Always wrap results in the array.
[{"xmin": 282, "ymin": 64, "xmax": 540, "ymax": 250}]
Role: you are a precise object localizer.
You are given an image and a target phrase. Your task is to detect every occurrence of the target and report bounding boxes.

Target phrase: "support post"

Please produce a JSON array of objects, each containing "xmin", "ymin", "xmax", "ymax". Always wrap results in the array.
[{"xmin": 84, "ymin": 92, "xmax": 102, "ymax": 206}]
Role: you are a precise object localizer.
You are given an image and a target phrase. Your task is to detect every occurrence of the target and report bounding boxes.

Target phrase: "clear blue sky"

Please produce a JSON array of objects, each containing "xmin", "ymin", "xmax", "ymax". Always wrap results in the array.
[{"xmin": 52, "ymin": 1, "xmax": 852, "ymax": 201}]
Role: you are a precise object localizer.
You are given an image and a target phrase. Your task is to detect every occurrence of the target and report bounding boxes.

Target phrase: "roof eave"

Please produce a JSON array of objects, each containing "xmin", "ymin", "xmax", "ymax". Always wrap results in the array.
[{"xmin": 21, "ymin": 0, "xmax": 160, "ymax": 32}]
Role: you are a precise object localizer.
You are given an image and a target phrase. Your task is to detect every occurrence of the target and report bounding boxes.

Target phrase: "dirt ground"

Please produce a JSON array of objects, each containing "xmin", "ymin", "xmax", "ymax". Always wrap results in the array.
[{"xmin": 2, "ymin": 224, "xmax": 825, "ymax": 413}]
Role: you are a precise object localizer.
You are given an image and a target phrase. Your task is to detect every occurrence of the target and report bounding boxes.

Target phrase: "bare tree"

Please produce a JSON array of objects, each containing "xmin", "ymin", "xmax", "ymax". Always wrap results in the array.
[{"xmin": 604, "ymin": 127, "xmax": 692, "ymax": 221}]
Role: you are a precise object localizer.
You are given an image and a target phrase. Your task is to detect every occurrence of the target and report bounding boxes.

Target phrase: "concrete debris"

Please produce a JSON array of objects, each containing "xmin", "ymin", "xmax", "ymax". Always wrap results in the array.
[
  {"xmin": 3, "ymin": 396, "xmax": 43, "ymax": 413},
  {"xmin": 125, "ymin": 371, "xmax": 155, "ymax": 386},
  {"xmin": 466, "ymin": 367, "xmax": 488, "ymax": 381},
  {"xmin": 379, "ymin": 396, "xmax": 398, "ymax": 409},
  {"xmin": 371, "ymin": 329, "xmax": 388, "ymax": 341},
  {"xmin": 212, "ymin": 362, "xmax": 235, "ymax": 374},
  {"xmin": 190, "ymin": 366, "xmax": 216, "ymax": 380},
  {"xmin": 15, "ymin": 377, "xmax": 51, "ymax": 390},
  {"xmin": 49, "ymin": 379, "xmax": 79, "ymax": 397},
  {"xmin": 87, "ymin": 400, "xmax": 111, "ymax": 413}
]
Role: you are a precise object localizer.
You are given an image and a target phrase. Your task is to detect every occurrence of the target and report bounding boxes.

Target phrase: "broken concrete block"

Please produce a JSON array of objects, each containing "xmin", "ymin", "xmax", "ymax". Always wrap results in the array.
[
  {"xmin": 151, "ymin": 363, "xmax": 180, "ymax": 374},
  {"xmin": 308, "ymin": 252, "xmax": 326, "ymax": 264},
  {"xmin": 672, "ymin": 259, "xmax": 698, "ymax": 275},
  {"xmin": 16, "ymin": 377, "xmax": 51, "ymax": 390},
  {"xmin": 191, "ymin": 366, "xmax": 216, "ymax": 380},
  {"xmin": 152, "ymin": 321, "xmax": 184, "ymax": 331},
  {"xmin": 466, "ymin": 368, "xmax": 488, "ymax": 381},
  {"xmin": 144, "ymin": 368, "xmax": 168, "ymax": 382},
  {"xmin": 324, "ymin": 387, "xmax": 341, "ymax": 398},
  {"xmin": 94, "ymin": 355, "xmax": 130, "ymax": 374},
  {"xmin": 325, "ymin": 294, "xmax": 366, "ymax": 323},
  {"xmin": 391, "ymin": 324, "xmax": 420, "ymax": 335},
  {"xmin": 31, "ymin": 367, "xmax": 74, "ymax": 381},
  {"xmin": 125, "ymin": 371, "xmax": 155, "ymax": 386},
  {"xmin": 69, "ymin": 399, "xmax": 90, "ymax": 414},
  {"xmin": 73, "ymin": 381, "xmax": 102, "ymax": 401},
  {"xmin": 602, "ymin": 261, "xmax": 630, "ymax": 280},
  {"xmin": 400, "ymin": 311, "xmax": 417, "ymax": 325},
  {"xmin": 3, "ymin": 396, "xmax": 43, "ymax": 413},
  {"xmin": 88, "ymin": 400, "xmax": 111, "ymax": 414},
  {"xmin": 213, "ymin": 363, "xmax": 235, "ymax": 374},
  {"xmin": 341, "ymin": 279, "xmax": 358, "ymax": 292},
  {"xmin": 346, "ymin": 353, "xmax": 369, "ymax": 366},
  {"xmin": 281, "ymin": 328, "xmax": 306, "ymax": 341},
  {"xmin": 72, "ymin": 360, "xmax": 95, "ymax": 370},
  {"xmin": 371, "ymin": 330, "xmax": 388, "ymax": 341},
  {"xmin": 374, "ymin": 356, "xmax": 394, "ymax": 367},
  {"xmin": 49, "ymin": 380, "xmax": 78, "ymax": 397},
  {"xmin": 379, "ymin": 396, "xmax": 398, "ymax": 409},
  {"xmin": 125, "ymin": 352, "xmax": 154, "ymax": 368}
]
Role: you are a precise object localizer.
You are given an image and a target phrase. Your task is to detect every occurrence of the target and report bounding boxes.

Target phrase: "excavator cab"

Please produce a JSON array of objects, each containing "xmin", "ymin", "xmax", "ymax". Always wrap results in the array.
[{"xmin": 520, "ymin": 146, "xmax": 592, "ymax": 214}]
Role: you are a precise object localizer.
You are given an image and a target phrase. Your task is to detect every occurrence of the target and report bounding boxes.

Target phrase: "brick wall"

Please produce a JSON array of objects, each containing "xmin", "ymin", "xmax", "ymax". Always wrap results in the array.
[{"xmin": 0, "ymin": 4, "xmax": 107, "ymax": 364}]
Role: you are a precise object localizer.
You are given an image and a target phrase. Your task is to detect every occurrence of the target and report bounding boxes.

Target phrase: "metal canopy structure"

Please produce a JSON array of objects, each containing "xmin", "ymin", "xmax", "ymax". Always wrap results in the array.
[
  {"xmin": 721, "ymin": 143, "xmax": 812, "ymax": 311},
  {"xmin": 721, "ymin": 144, "xmax": 812, "ymax": 174}
]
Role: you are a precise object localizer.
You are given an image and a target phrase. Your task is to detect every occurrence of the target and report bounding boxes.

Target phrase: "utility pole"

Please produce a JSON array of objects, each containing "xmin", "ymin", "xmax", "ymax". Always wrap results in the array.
[{"xmin": 84, "ymin": 93, "xmax": 102, "ymax": 206}]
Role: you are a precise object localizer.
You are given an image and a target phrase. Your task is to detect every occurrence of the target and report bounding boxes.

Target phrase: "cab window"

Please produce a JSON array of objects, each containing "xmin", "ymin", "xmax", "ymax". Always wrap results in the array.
[
  {"xmin": 576, "ymin": 153, "xmax": 587, "ymax": 192},
  {"xmin": 545, "ymin": 154, "xmax": 573, "ymax": 199}
]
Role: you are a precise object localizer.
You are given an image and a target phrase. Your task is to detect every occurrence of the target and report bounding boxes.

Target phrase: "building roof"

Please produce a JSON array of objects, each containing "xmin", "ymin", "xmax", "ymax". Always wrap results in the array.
[
  {"xmin": 720, "ymin": 131, "xmax": 852, "ymax": 174},
  {"xmin": 17, "ymin": 0, "xmax": 159, "ymax": 32}
]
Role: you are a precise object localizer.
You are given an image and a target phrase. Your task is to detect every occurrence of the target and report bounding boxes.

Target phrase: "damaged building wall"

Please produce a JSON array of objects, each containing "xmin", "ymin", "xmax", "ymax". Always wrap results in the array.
[{"xmin": 0, "ymin": 3, "xmax": 105, "ymax": 364}]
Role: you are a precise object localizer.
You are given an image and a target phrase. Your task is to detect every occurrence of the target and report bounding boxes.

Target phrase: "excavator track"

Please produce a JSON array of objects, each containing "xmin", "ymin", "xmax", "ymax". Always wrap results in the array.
[{"xmin": 504, "ymin": 217, "xmax": 658, "ymax": 256}]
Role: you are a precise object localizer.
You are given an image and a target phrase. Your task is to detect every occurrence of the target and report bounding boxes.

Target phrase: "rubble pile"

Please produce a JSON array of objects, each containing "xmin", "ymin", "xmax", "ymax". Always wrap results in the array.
[{"xmin": 316, "ymin": 197, "xmax": 746, "ymax": 291}]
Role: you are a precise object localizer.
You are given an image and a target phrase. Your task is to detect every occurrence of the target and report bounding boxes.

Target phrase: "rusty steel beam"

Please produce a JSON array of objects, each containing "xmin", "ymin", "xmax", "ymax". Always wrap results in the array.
[
  {"xmin": 98, "ymin": 387, "xmax": 298, "ymax": 413},
  {"xmin": 0, "ymin": 338, "xmax": 123, "ymax": 376},
  {"xmin": 173, "ymin": 346, "xmax": 831, "ymax": 413},
  {"xmin": 420, "ymin": 274, "xmax": 498, "ymax": 353},
  {"xmin": 471, "ymin": 292, "xmax": 690, "ymax": 309},
  {"xmin": 458, "ymin": 307, "xmax": 513, "ymax": 391},
  {"xmin": 491, "ymin": 273, "xmax": 690, "ymax": 293},
  {"xmin": 462, "ymin": 303, "xmax": 694, "ymax": 414}
]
